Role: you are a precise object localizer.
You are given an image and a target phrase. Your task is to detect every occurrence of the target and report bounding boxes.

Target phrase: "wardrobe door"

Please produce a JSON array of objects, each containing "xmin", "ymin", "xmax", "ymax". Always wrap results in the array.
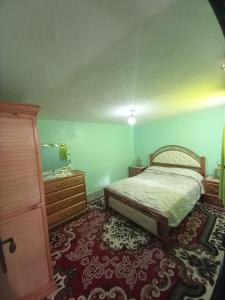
[
  {"xmin": 0, "ymin": 208, "xmax": 51, "ymax": 299},
  {"xmin": 0, "ymin": 102, "xmax": 55, "ymax": 300},
  {"xmin": 0, "ymin": 116, "xmax": 42, "ymax": 218}
]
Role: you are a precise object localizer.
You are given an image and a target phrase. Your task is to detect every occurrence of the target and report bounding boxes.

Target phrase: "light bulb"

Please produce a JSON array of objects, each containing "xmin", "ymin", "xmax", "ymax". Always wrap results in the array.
[{"xmin": 128, "ymin": 115, "xmax": 136, "ymax": 125}]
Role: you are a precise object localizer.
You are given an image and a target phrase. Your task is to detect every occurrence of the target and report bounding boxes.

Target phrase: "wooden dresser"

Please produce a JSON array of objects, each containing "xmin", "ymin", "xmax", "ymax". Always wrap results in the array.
[
  {"xmin": 203, "ymin": 176, "xmax": 223, "ymax": 207},
  {"xmin": 44, "ymin": 170, "xmax": 88, "ymax": 228},
  {"xmin": 0, "ymin": 102, "xmax": 55, "ymax": 300}
]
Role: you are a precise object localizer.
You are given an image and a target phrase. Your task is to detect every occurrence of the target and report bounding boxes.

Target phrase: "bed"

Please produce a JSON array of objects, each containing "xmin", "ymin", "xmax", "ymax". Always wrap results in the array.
[{"xmin": 104, "ymin": 145, "xmax": 205, "ymax": 246}]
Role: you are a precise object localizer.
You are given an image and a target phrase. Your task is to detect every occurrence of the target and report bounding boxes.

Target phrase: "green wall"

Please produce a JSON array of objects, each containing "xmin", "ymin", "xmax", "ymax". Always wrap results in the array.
[
  {"xmin": 134, "ymin": 106, "xmax": 224, "ymax": 176},
  {"xmin": 38, "ymin": 120, "xmax": 134, "ymax": 194},
  {"xmin": 38, "ymin": 105, "xmax": 224, "ymax": 195}
]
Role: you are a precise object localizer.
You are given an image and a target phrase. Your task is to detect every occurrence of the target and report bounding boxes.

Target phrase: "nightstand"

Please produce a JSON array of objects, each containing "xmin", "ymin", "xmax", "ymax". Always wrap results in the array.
[
  {"xmin": 203, "ymin": 176, "xmax": 223, "ymax": 207},
  {"xmin": 129, "ymin": 166, "xmax": 147, "ymax": 177}
]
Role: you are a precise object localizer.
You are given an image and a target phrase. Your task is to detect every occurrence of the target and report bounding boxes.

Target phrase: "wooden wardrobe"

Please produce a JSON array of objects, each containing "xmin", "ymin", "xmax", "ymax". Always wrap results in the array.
[{"xmin": 0, "ymin": 102, "xmax": 55, "ymax": 299}]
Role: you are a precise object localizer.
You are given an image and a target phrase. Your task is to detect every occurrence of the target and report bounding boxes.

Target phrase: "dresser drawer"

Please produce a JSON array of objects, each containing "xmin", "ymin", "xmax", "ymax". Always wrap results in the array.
[
  {"xmin": 204, "ymin": 194, "xmax": 223, "ymax": 207},
  {"xmin": 204, "ymin": 183, "xmax": 219, "ymax": 196},
  {"xmin": 46, "ymin": 193, "xmax": 86, "ymax": 215},
  {"xmin": 45, "ymin": 184, "xmax": 85, "ymax": 204},
  {"xmin": 47, "ymin": 201, "xmax": 87, "ymax": 227},
  {"xmin": 45, "ymin": 175, "xmax": 84, "ymax": 194}
]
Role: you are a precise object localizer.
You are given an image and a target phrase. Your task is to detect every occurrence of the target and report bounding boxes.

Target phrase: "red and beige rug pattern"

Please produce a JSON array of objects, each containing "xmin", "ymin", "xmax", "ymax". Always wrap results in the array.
[{"xmin": 48, "ymin": 198, "xmax": 225, "ymax": 300}]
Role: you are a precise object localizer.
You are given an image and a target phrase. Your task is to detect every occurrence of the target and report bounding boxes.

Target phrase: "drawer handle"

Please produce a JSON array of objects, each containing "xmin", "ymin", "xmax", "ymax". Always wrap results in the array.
[{"xmin": 0, "ymin": 237, "xmax": 16, "ymax": 274}]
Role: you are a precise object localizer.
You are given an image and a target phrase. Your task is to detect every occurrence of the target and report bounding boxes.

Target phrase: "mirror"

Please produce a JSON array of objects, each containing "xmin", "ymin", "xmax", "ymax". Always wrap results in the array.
[{"xmin": 40, "ymin": 143, "xmax": 71, "ymax": 178}]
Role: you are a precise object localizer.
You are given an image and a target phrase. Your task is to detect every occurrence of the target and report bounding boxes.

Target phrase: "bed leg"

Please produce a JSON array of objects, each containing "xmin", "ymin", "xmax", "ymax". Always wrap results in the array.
[
  {"xmin": 158, "ymin": 221, "xmax": 169, "ymax": 247},
  {"xmin": 162, "ymin": 234, "xmax": 169, "ymax": 247}
]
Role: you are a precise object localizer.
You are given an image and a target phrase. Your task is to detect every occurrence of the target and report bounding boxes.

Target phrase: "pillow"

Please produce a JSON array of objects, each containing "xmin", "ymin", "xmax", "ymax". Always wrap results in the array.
[{"xmin": 145, "ymin": 166, "xmax": 203, "ymax": 183}]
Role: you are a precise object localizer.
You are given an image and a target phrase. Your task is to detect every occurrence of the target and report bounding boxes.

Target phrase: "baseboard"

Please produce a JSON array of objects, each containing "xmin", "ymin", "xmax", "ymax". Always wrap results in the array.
[{"xmin": 87, "ymin": 189, "xmax": 104, "ymax": 202}]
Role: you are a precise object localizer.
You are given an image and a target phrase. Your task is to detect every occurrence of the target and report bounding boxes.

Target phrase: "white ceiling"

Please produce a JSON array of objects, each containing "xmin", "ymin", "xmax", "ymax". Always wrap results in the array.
[{"xmin": 0, "ymin": 0, "xmax": 224, "ymax": 124}]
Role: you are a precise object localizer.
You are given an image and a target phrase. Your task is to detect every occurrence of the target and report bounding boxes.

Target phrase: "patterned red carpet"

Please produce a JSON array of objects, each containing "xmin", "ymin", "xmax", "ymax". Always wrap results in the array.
[{"xmin": 48, "ymin": 198, "xmax": 225, "ymax": 300}]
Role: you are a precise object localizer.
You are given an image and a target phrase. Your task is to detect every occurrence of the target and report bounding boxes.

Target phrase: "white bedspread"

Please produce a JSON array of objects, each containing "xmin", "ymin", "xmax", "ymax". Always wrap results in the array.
[{"xmin": 107, "ymin": 166, "xmax": 204, "ymax": 227}]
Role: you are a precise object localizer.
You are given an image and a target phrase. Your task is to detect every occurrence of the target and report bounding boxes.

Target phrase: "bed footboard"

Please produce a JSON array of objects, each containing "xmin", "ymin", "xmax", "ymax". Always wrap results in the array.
[{"xmin": 104, "ymin": 188, "xmax": 169, "ymax": 247}]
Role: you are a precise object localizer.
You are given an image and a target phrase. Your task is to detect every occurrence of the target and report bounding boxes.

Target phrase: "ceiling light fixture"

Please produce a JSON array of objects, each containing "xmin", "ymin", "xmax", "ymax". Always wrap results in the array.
[{"xmin": 128, "ymin": 110, "xmax": 136, "ymax": 125}]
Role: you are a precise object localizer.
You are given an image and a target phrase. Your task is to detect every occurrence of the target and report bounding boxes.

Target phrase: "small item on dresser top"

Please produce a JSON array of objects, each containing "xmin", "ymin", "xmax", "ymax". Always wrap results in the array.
[{"xmin": 59, "ymin": 143, "xmax": 68, "ymax": 160}]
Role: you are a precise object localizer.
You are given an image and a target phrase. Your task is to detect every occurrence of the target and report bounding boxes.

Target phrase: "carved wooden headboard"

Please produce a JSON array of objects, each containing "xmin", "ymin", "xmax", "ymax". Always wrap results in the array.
[{"xmin": 149, "ymin": 145, "xmax": 205, "ymax": 176}]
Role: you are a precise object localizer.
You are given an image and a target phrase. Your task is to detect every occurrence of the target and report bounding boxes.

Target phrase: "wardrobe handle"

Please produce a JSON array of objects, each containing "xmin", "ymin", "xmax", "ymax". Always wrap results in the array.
[{"xmin": 0, "ymin": 237, "xmax": 16, "ymax": 273}]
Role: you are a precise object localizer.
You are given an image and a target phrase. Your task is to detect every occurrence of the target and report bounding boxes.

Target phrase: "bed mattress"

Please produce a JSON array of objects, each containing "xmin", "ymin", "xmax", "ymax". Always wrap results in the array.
[{"xmin": 107, "ymin": 166, "xmax": 204, "ymax": 227}]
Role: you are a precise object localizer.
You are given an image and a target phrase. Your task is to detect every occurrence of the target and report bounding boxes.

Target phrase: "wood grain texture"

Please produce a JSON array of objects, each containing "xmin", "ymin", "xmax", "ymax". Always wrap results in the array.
[
  {"xmin": 45, "ymin": 184, "xmax": 85, "ymax": 204},
  {"xmin": 204, "ymin": 182, "xmax": 219, "ymax": 195},
  {"xmin": 149, "ymin": 145, "xmax": 205, "ymax": 176},
  {"xmin": 104, "ymin": 188, "xmax": 169, "ymax": 245},
  {"xmin": 203, "ymin": 177, "xmax": 222, "ymax": 207},
  {"xmin": 0, "ymin": 101, "xmax": 40, "ymax": 116},
  {"xmin": 44, "ymin": 174, "xmax": 84, "ymax": 194},
  {"xmin": 204, "ymin": 194, "xmax": 223, "ymax": 207},
  {"xmin": 47, "ymin": 201, "xmax": 87, "ymax": 227},
  {"xmin": 105, "ymin": 145, "xmax": 205, "ymax": 246},
  {"xmin": 32, "ymin": 115, "xmax": 55, "ymax": 294},
  {"xmin": 44, "ymin": 171, "xmax": 87, "ymax": 228},
  {"xmin": 200, "ymin": 157, "xmax": 206, "ymax": 177},
  {"xmin": 0, "ymin": 117, "xmax": 41, "ymax": 218},
  {"xmin": 0, "ymin": 209, "xmax": 51, "ymax": 299},
  {"xmin": 0, "ymin": 102, "xmax": 55, "ymax": 300},
  {"xmin": 46, "ymin": 193, "xmax": 86, "ymax": 215}
]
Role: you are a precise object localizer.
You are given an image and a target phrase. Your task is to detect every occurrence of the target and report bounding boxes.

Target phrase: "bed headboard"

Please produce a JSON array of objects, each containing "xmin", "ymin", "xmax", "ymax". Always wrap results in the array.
[{"xmin": 149, "ymin": 145, "xmax": 205, "ymax": 176}]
